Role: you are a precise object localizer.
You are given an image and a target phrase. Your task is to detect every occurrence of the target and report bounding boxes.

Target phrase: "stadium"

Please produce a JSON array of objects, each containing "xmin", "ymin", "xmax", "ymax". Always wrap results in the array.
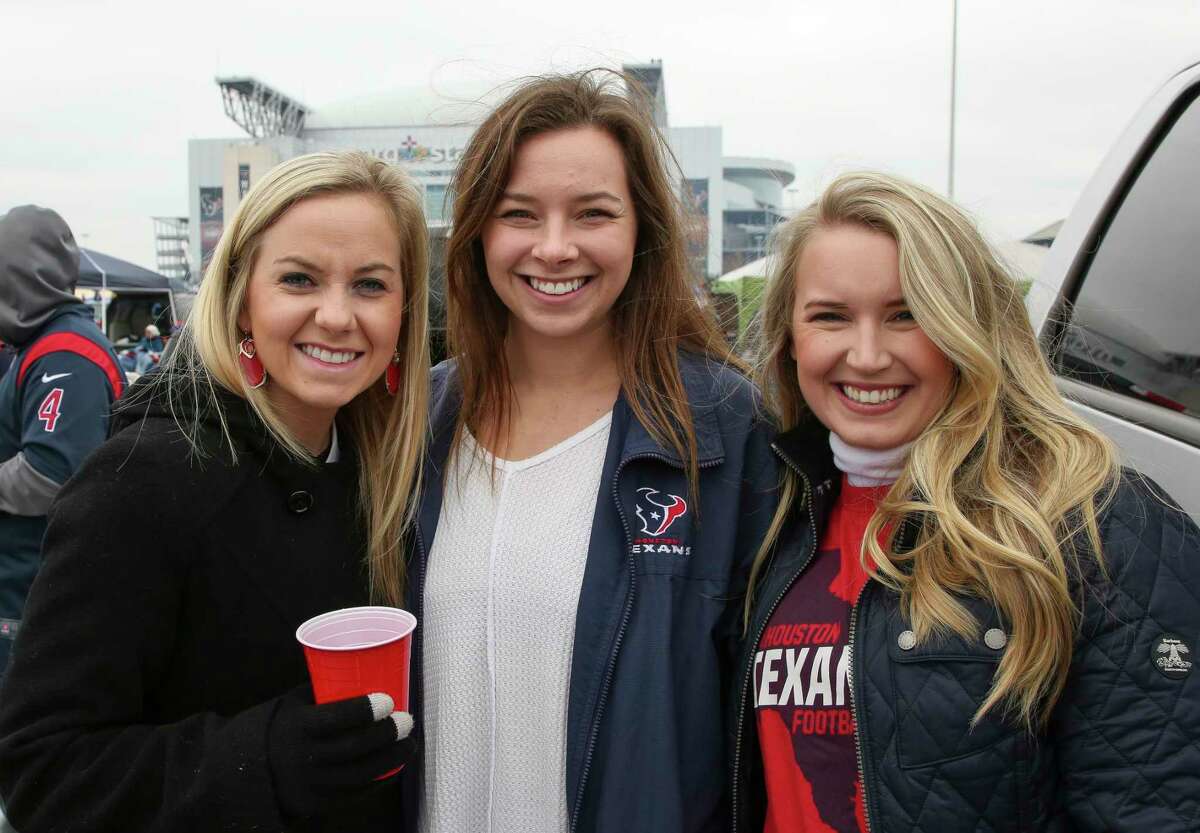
[{"xmin": 180, "ymin": 62, "xmax": 796, "ymax": 343}]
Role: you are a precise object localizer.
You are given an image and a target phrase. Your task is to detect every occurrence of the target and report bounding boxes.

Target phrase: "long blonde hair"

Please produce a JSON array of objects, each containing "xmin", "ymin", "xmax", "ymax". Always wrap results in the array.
[
  {"xmin": 751, "ymin": 171, "xmax": 1118, "ymax": 729},
  {"xmin": 445, "ymin": 69, "xmax": 738, "ymax": 498},
  {"xmin": 161, "ymin": 151, "xmax": 429, "ymax": 605}
]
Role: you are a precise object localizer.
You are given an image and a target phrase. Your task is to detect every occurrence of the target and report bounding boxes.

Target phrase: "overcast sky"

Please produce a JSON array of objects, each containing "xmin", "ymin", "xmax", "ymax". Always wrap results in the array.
[{"xmin": 3, "ymin": 0, "xmax": 1198, "ymax": 270}]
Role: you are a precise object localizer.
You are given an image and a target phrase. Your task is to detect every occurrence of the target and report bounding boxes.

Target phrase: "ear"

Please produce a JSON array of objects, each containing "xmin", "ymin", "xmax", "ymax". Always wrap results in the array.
[
  {"xmin": 787, "ymin": 334, "xmax": 796, "ymax": 361},
  {"xmin": 236, "ymin": 306, "xmax": 251, "ymax": 336}
]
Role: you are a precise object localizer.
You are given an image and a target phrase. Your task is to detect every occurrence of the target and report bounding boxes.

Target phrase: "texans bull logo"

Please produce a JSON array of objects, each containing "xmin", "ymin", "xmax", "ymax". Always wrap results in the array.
[{"xmin": 635, "ymin": 487, "xmax": 688, "ymax": 536}]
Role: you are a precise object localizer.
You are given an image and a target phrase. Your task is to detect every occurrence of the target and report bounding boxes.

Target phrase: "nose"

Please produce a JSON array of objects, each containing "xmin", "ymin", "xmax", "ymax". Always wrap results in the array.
[
  {"xmin": 313, "ymin": 287, "xmax": 354, "ymax": 333},
  {"xmin": 531, "ymin": 218, "xmax": 579, "ymax": 265},
  {"xmin": 846, "ymin": 322, "xmax": 892, "ymax": 374}
]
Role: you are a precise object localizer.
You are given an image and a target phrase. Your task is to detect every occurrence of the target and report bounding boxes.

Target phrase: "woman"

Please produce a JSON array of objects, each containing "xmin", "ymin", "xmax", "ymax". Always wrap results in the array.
[
  {"xmin": 406, "ymin": 71, "xmax": 778, "ymax": 833},
  {"xmin": 733, "ymin": 171, "xmax": 1200, "ymax": 832},
  {"xmin": 0, "ymin": 151, "xmax": 430, "ymax": 832}
]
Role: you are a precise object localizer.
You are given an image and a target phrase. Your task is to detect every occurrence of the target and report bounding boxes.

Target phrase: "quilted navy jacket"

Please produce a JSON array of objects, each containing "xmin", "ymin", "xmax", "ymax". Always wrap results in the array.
[{"xmin": 732, "ymin": 419, "xmax": 1200, "ymax": 832}]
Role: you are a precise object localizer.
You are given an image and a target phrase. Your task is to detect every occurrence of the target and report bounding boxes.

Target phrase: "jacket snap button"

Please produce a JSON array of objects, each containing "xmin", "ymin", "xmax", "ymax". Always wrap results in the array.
[
  {"xmin": 897, "ymin": 630, "xmax": 917, "ymax": 651},
  {"xmin": 287, "ymin": 490, "xmax": 314, "ymax": 514},
  {"xmin": 984, "ymin": 628, "xmax": 1007, "ymax": 650}
]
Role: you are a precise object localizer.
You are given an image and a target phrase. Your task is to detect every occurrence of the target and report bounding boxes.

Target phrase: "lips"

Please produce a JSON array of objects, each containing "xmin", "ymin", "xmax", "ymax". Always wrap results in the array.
[
  {"xmin": 833, "ymin": 382, "xmax": 913, "ymax": 413},
  {"xmin": 840, "ymin": 384, "xmax": 906, "ymax": 404},
  {"xmin": 298, "ymin": 344, "xmax": 363, "ymax": 365},
  {"xmin": 521, "ymin": 274, "xmax": 592, "ymax": 297}
]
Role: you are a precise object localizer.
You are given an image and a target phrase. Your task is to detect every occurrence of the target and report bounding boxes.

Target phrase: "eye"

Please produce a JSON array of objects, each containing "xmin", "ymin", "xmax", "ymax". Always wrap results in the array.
[
  {"xmin": 498, "ymin": 208, "xmax": 535, "ymax": 221},
  {"xmin": 280, "ymin": 272, "xmax": 314, "ymax": 288},
  {"xmin": 579, "ymin": 207, "xmax": 617, "ymax": 221},
  {"xmin": 355, "ymin": 277, "xmax": 389, "ymax": 294},
  {"xmin": 808, "ymin": 310, "xmax": 847, "ymax": 323},
  {"xmin": 891, "ymin": 309, "xmax": 917, "ymax": 323}
]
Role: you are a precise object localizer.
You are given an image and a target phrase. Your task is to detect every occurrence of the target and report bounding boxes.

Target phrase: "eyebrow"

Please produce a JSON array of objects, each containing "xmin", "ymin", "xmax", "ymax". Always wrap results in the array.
[
  {"xmin": 500, "ymin": 190, "xmax": 624, "ymax": 205},
  {"xmin": 273, "ymin": 255, "xmax": 395, "ymax": 274},
  {"xmin": 803, "ymin": 297, "xmax": 907, "ymax": 310}
]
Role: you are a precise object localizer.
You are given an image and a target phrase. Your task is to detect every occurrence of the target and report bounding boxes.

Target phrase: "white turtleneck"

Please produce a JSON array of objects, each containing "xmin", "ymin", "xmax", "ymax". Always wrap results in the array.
[{"xmin": 828, "ymin": 432, "xmax": 910, "ymax": 486}]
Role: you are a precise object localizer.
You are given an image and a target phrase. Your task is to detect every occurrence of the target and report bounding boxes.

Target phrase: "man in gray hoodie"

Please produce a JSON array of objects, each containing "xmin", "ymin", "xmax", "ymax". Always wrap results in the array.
[{"xmin": 0, "ymin": 206, "xmax": 124, "ymax": 674}]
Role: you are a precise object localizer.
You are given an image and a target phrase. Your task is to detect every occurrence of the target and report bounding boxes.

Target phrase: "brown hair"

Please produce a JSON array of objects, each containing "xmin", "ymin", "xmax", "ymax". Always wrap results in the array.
[{"xmin": 445, "ymin": 69, "xmax": 739, "ymax": 494}]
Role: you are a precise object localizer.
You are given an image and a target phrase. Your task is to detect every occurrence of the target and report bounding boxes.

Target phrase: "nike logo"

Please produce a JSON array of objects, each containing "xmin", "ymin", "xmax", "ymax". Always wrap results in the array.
[{"xmin": 41, "ymin": 372, "xmax": 72, "ymax": 383}]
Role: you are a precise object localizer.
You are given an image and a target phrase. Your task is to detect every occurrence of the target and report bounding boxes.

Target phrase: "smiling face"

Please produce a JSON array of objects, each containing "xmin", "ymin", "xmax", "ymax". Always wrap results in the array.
[
  {"xmin": 480, "ymin": 126, "xmax": 638, "ymax": 347},
  {"xmin": 237, "ymin": 192, "xmax": 405, "ymax": 450},
  {"xmin": 790, "ymin": 223, "xmax": 955, "ymax": 450}
]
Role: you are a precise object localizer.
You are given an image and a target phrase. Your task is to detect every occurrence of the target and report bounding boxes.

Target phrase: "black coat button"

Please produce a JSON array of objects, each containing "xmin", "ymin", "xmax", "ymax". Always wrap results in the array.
[{"xmin": 287, "ymin": 490, "xmax": 314, "ymax": 514}]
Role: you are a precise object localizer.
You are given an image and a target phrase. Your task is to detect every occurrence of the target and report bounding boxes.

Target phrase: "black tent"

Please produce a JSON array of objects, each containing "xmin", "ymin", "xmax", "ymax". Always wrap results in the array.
[{"xmin": 77, "ymin": 248, "xmax": 171, "ymax": 291}]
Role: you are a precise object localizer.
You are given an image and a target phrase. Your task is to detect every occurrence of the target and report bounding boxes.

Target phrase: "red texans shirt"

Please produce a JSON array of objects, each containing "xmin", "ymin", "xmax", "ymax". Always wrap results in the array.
[{"xmin": 754, "ymin": 477, "xmax": 886, "ymax": 833}]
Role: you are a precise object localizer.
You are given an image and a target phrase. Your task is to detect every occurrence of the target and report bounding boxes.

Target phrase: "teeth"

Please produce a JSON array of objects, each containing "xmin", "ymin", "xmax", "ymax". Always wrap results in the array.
[
  {"xmin": 528, "ymin": 277, "xmax": 585, "ymax": 296},
  {"xmin": 301, "ymin": 345, "xmax": 357, "ymax": 365},
  {"xmin": 842, "ymin": 385, "xmax": 903, "ymax": 404}
]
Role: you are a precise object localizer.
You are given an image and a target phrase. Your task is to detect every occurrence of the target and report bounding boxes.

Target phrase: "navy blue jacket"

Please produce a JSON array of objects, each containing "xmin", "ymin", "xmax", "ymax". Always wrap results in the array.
[
  {"xmin": 732, "ymin": 420, "xmax": 1200, "ymax": 832},
  {"xmin": 0, "ymin": 304, "xmax": 123, "ymax": 668},
  {"xmin": 403, "ymin": 353, "xmax": 779, "ymax": 833}
]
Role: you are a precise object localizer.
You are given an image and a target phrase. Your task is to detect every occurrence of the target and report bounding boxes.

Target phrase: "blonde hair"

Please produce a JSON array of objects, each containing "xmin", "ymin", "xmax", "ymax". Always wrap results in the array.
[
  {"xmin": 750, "ymin": 171, "xmax": 1118, "ymax": 729},
  {"xmin": 161, "ymin": 151, "xmax": 429, "ymax": 605},
  {"xmin": 445, "ymin": 69, "xmax": 739, "ymax": 497}
]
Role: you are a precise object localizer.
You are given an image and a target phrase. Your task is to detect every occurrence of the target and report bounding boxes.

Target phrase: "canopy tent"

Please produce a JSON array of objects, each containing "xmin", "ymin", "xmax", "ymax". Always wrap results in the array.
[
  {"xmin": 74, "ymin": 249, "xmax": 174, "ymax": 337},
  {"xmin": 77, "ymin": 248, "xmax": 171, "ymax": 291},
  {"xmin": 713, "ymin": 256, "xmax": 770, "ymax": 340}
]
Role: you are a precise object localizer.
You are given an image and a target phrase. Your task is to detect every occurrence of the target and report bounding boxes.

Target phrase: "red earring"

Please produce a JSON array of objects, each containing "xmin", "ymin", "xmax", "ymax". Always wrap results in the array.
[
  {"xmin": 385, "ymin": 351, "xmax": 401, "ymax": 396},
  {"xmin": 238, "ymin": 336, "xmax": 266, "ymax": 389}
]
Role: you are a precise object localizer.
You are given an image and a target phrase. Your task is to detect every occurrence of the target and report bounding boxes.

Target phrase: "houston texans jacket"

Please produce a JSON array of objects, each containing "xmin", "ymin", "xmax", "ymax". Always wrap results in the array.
[{"xmin": 403, "ymin": 352, "xmax": 780, "ymax": 833}]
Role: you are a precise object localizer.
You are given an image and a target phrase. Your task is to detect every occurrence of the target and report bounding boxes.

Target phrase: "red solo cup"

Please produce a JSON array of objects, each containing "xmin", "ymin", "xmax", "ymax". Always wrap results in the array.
[{"xmin": 296, "ymin": 606, "xmax": 417, "ymax": 778}]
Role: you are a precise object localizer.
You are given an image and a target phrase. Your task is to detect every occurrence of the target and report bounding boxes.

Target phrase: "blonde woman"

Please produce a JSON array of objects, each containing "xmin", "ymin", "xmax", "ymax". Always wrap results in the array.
[
  {"xmin": 0, "ymin": 151, "xmax": 429, "ymax": 832},
  {"xmin": 407, "ymin": 71, "xmax": 778, "ymax": 833},
  {"xmin": 733, "ymin": 172, "xmax": 1200, "ymax": 832}
]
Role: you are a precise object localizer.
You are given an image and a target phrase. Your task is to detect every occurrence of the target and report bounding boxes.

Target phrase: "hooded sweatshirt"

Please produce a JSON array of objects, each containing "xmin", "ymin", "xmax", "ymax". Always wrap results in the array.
[
  {"xmin": 0, "ymin": 206, "xmax": 81, "ymax": 347},
  {"xmin": 0, "ymin": 205, "xmax": 124, "ymax": 672}
]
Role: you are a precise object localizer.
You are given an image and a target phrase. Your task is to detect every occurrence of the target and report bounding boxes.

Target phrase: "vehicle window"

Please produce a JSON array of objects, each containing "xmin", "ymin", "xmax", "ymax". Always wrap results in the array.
[{"xmin": 1054, "ymin": 89, "xmax": 1200, "ymax": 424}]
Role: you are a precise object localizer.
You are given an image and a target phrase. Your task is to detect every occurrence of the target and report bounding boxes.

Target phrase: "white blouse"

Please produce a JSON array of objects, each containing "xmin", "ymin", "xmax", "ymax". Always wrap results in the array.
[{"xmin": 420, "ymin": 412, "xmax": 613, "ymax": 833}]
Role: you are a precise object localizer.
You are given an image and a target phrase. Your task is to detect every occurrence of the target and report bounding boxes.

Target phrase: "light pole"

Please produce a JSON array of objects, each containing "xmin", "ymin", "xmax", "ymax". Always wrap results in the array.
[{"xmin": 948, "ymin": 0, "xmax": 959, "ymax": 199}]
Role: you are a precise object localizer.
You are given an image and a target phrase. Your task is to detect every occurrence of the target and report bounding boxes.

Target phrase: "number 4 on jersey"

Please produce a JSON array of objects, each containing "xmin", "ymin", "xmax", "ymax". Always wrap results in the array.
[{"xmin": 38, "ymin": 388, "xmax": 65, "ymax": 432}]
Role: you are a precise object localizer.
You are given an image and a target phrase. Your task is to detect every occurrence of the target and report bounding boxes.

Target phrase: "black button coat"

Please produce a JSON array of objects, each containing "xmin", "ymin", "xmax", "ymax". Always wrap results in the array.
[{"xmin": 0, "ymin": 378, "xmax": 402, "ymax": 831}]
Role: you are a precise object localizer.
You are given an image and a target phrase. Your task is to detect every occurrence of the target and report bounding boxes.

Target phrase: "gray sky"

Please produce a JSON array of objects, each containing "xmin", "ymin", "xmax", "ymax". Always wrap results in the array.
[{"xmin": 3, "ymin": 0, "xmax": 1198, "ymax": 270}]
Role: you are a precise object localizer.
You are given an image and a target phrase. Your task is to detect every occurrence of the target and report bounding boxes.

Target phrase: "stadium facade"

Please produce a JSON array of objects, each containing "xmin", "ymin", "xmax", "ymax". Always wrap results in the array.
[{"xmin": 183, "ymin": 63, "xmax": 794, "ymax": 297}]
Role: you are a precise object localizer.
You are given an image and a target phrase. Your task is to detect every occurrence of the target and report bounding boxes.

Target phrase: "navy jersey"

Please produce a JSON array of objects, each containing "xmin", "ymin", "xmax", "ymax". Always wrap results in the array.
[{"xmin": 0, "ymin": 305, "xmax": 123, "ymax": 668}]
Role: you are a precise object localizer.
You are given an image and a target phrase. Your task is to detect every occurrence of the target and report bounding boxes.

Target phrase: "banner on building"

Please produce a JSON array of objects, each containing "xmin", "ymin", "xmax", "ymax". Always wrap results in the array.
[
  {"xmin": 199, "ymin": 187, "xmax": 224, "ymax": 267},
  {"xmin": 238, "ymin": 165, "xmax": 251, "ymax": 199},
  {"xmin": 681, "ymin": 179, "xmax": 710, "ymax": 279}
]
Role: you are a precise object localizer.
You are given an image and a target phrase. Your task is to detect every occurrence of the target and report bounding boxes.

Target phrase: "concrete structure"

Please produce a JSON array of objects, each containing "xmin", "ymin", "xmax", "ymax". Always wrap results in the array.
[{"xmin": 183, "ymin": 63, "xmax": 796, "ymax": 324}]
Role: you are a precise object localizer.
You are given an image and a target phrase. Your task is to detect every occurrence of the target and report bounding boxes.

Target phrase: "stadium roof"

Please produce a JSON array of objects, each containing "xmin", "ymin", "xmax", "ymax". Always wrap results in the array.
[
  {"xmin": 216, "ymin": 76, "xmax": 309, "ymax": 138},
  {"xmin": 303, "ymin": 82, "xmax": 504, "ymax": 130},
  {"xmin": 723, "ymin": 157, "xmax": 796, "ymax": 188}
]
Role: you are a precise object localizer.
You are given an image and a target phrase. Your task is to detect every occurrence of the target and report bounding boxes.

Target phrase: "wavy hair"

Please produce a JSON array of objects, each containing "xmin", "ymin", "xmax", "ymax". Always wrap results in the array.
[
  {"xmin": 444, "ymin": 69, "xmax": 738, "ymax": 496},
  {"xmin": 749, "ymin": 171, "xmax": 1118, "ymax": 729},
  {"xmin": 160, "ymin": 151, "xmax": 429, "ymax": 605}
]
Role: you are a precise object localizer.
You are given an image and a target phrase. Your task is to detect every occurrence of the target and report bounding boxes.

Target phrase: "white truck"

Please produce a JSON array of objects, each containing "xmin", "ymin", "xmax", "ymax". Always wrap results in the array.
[{"xmin": 1028, "ymin": 59, "xmax": 1200, "ymax": 517}]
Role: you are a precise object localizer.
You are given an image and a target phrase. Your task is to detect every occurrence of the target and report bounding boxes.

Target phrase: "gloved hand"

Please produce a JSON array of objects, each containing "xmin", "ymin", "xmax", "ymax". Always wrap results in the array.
[{"xmin": 267, "ymin": 685, "xmax": 416, "ymax": 820}]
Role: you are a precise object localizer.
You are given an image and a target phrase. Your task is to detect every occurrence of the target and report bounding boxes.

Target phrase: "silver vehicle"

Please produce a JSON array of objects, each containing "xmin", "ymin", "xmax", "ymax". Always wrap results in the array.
[{"xmin": 1028, "ymin": 59, "xmax": 1200, "ymax": 516}]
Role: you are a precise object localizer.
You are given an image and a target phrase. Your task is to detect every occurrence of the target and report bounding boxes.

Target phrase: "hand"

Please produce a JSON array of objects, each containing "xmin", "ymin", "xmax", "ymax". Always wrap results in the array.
[{"xmin": 267, "ymin": 686, "xmax": 415, "ymax": 820}]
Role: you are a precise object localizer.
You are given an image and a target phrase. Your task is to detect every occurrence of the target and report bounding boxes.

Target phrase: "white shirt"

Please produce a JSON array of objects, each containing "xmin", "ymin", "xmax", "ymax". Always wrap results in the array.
[{"xmin": 420, "ymin": 412, "xmax": 613, "ymax": 833}]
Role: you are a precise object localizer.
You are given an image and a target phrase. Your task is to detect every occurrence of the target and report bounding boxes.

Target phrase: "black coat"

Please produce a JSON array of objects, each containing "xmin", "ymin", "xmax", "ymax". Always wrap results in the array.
[
  {"xmin": 732, "ymin": 420, "xmax": 1200, "ymax": 832},
  {"xmin": 0, "ymin": 378, "xmax": 402, "ymax": 832}
]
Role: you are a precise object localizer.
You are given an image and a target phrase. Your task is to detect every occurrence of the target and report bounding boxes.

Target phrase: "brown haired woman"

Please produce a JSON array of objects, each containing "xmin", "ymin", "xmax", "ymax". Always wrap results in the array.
[{"xmin": 403, "ymin": 71, "xmax": 779, "ymax": 833}]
